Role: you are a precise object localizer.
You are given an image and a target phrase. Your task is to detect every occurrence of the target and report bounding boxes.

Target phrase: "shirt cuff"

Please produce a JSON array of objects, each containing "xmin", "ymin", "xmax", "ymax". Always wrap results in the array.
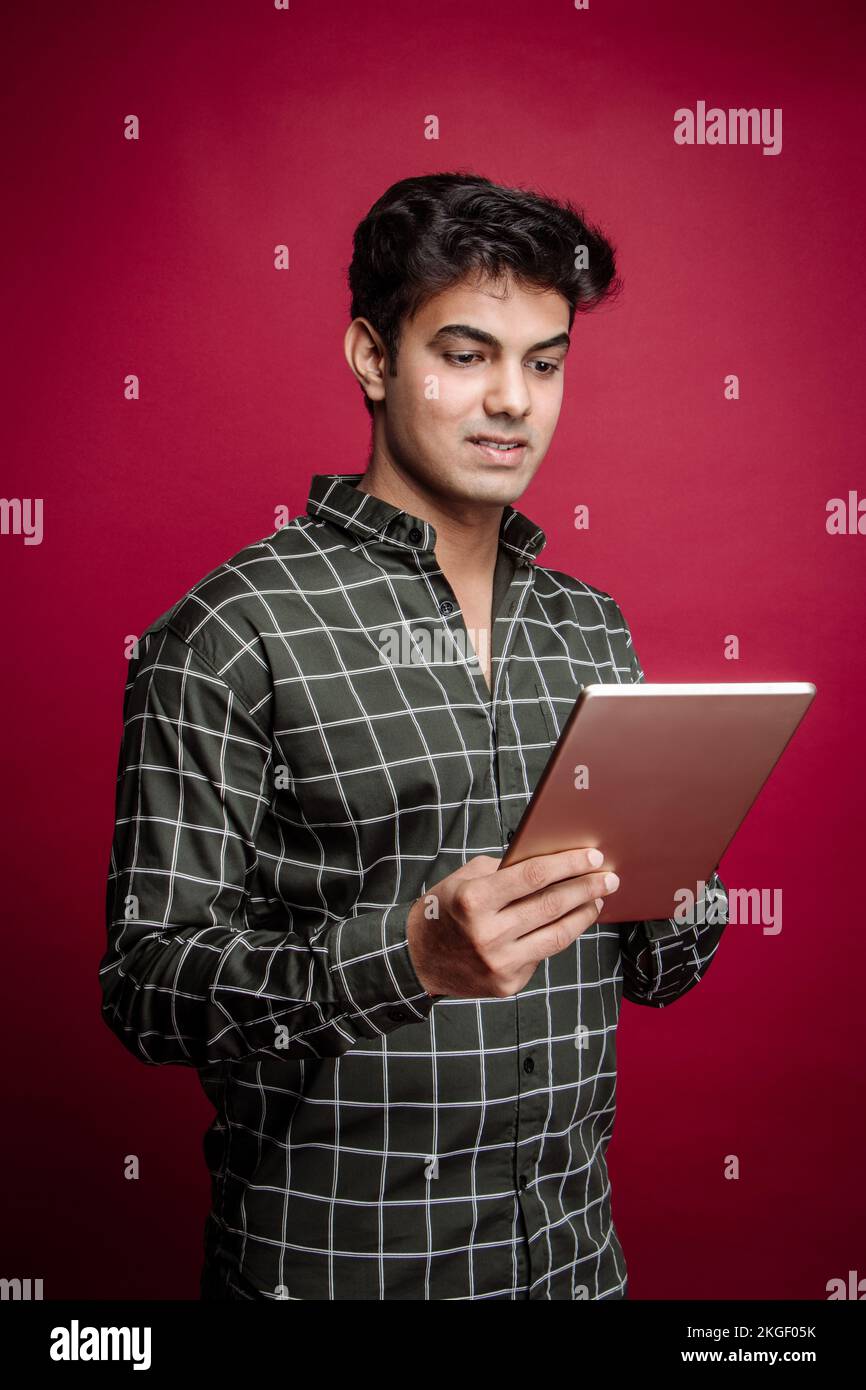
[{"xmin": 330, "ymin": 901, "xmax": 437, "ymax": 1038}]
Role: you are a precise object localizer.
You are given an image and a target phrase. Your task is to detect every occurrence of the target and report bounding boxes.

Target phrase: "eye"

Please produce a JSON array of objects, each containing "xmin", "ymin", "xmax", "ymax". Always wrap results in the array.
[
  {"xmin": 443, "ymin": 352, "xmax": 483, "ymax": 367},
  {"xmin": 442, "ymin": 352, "xmax": 562, "ymax": 373}
]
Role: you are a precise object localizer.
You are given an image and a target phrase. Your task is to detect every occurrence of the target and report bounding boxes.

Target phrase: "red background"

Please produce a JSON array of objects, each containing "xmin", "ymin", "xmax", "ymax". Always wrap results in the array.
[{"xmin": 3, "ymin": 0, "xmax": 865, "ymax": 1299}]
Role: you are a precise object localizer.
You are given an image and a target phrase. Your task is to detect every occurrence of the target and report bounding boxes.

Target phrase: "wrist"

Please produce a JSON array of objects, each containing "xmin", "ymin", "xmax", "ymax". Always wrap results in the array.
[{"xmin": 406, "ymin": 895, "xmax": 444, "ymax": 998}]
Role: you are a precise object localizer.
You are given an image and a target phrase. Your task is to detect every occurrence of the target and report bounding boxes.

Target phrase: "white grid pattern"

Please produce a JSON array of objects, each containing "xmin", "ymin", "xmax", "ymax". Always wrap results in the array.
[{"xmin": 100, "ymin": 471, "xmax": 728, "ymax": 1300}]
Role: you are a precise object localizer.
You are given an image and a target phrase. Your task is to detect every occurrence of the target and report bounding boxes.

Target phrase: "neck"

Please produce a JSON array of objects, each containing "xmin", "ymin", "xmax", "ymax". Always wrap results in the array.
[{"xmin": 355, "ymin": 451, "xmax": 503, "ymax": 587}]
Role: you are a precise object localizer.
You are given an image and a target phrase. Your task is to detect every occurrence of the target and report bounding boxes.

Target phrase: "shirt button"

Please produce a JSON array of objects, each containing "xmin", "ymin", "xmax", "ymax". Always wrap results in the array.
[
  {"xmin": 408, "ymin": 527, "xmax": 422, "ymax": 544},
  {"xmin": 439, "ymin": 600, "xmax": 454, "ymax": 615},
  {"xmin": 506, "ymin": 829, "xmax": 513, "ymax": 842},
  {"xmin": 523, "ymin": 1056, "xmax": 535, "ymax": 1073},
  {"xmin": 518, "ymin": 1174, "xmax": 528, "ymax": 1191},
  {"xmin": 387, "ymin": 1008, "xmax": 406, "ymax": 1022}
]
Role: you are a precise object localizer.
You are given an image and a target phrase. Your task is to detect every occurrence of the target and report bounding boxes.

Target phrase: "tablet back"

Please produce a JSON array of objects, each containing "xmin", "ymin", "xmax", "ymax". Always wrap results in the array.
[{"xmin": 498, "ymin": 682, "xmax": 816, "ymax": 924}]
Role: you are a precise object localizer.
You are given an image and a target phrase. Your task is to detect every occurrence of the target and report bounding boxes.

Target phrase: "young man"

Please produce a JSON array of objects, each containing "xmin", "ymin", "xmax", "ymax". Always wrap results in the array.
[{"xmin": 100, "ymin": 172, "xmax": 728, "ymax": 1301}]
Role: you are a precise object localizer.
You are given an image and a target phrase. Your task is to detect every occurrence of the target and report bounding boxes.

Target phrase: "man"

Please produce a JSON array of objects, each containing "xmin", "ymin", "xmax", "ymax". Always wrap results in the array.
[{"xmin": 100, "ymin": 172, "xmax": 728, "ymax": 1301}]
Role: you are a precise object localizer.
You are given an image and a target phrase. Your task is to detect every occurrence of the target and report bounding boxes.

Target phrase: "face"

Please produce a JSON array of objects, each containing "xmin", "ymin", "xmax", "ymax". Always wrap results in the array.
[{"xmin": 347, "ymin": 271, "xmax": 571, "ymax": 508}]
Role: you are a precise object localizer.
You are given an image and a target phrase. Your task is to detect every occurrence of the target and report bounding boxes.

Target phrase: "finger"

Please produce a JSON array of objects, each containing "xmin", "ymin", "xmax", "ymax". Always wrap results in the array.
[
  {"xmin": 483, "ymin": 846, "xmax": 607, "ymax": 913},
  {"xmin": 512, "ymin": 898, "xmax": 603, "ymax": 966},
  {"xmin": 502, "ymin": 869, "xmax": 618, "ymax": 940}
]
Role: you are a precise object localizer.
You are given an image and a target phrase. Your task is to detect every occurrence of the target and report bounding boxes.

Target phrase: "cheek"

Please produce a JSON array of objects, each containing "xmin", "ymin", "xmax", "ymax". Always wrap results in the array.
[
  {"xmin": 400, "ymin": 368, "xmax": 474, "ymax": 428},
  {"xmin": 534, "ymin": 379, "xmax": 564, "ymax": 431},
  {"xmin": 400, "ymin": 360, "xmax": 460, "ymax": 417},
  {"xmin": 436, "ymin": 370, "xmax": 483, "ymax": 418}
]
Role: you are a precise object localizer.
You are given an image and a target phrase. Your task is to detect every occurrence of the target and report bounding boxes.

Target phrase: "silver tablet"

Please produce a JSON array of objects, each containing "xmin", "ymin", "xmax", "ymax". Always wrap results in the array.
[{"xmin": 498, "ymin": 682, "xmax": 817, "ymax": 924}]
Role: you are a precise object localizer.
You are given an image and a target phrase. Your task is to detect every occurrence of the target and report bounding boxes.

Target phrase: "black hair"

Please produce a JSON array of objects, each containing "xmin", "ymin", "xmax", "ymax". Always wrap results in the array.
[{"xmin": 347, "ymin": 171, "xmax": 622, "ymax": 417}]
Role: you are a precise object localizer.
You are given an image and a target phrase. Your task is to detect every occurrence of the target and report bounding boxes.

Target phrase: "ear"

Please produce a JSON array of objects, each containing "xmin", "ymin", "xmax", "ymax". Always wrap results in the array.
[{"xmin": 343, "ymin": 318, "xmax": 387, "ymax": 405}]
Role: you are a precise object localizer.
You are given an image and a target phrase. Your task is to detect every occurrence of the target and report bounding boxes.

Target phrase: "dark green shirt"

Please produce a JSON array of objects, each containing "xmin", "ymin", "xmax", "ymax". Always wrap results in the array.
[{"xmin": 100, "ymin": 471, "xmax": 728, "ymax": 1301}]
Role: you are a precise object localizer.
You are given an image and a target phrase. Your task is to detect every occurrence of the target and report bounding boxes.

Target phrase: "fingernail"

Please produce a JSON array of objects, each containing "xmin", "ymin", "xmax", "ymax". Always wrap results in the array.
[
  {"xmin": 604, "ymin": 872, "xmax": 620, "ymax": 891},
  {"xmin": 595, "ymin": 897, "xmax": 604, "ymax": 910},
  {"xmin": 588, "ymin": 848, "xmax": 604, "ymax": 867}
]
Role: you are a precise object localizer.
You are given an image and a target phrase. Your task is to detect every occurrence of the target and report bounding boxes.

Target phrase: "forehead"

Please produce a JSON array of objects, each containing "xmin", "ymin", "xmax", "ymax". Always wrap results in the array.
[{"xmin": 410, "ymin": 271, "xmax": 571, "ymax": 341}]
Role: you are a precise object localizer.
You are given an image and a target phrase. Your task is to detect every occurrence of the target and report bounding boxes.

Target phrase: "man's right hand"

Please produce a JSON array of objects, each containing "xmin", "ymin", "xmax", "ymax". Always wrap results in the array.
[{"xmin": 406, "ymin": 847, "xmax": 620, "ymax": 1000}]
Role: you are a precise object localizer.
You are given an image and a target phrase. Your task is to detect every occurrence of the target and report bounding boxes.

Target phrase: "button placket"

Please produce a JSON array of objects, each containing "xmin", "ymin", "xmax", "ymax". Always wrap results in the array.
[
  {"xmin": 491, "ymin": 569, "xmax": 535, "ymax": 845},
  {"xmin": 489, "ymin": 583, "xmax": 525, "ymax": 713},
  {"xmin": 424, "ymin": 568, "xmax": 498, "ymax": 723}
]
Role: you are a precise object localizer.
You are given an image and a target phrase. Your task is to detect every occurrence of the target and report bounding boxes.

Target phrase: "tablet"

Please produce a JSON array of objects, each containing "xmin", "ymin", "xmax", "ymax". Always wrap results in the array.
[{"xmin": 498, "ymin": 682, "xmax": 816, "ymax": 924}]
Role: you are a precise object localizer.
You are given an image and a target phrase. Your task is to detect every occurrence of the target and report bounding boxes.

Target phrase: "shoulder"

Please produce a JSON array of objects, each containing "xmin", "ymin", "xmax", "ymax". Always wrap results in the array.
[
  {"xmin": 530, "ymin": 562, "xmax": 641, "ymax": 678},
  {"xmin": 136, "ymin": 512, "xmax": 328, "ymax": 718},
  {"xmin": 531, "ymin": 562, "xmax": 630, "ymax": 632}
]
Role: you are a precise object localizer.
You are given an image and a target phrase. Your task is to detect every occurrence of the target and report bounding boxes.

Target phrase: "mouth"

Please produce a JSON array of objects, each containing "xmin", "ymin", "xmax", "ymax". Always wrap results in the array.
[{"xmin": 467, "ymin": 434, "xmax": 529, "ymax": 464}]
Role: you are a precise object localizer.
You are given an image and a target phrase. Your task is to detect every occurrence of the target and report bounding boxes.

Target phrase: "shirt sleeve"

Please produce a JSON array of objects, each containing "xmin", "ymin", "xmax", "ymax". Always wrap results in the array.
[
  {"xmin": 607, "ymin": 600, "xmax": 731, "ymax": 1008},
  {"xmin": 99, "ymin": 623, "xmax": 435, "ymax": 1069}
]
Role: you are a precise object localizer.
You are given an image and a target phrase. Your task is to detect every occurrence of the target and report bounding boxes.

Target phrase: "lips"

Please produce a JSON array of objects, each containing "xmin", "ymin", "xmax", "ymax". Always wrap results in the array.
[
  {"xmin": 468, "ymin": 435, "xmax": 528, "ymax": 464},
  {"xmin": 469, "ymin": 434, "xmax": 527, "ymax": 449}
]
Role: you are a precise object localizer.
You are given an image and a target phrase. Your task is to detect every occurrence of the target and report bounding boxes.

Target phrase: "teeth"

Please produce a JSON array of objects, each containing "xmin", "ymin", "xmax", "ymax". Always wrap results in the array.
[{"xmin": 476, "ymin": 439, "xmax": 519, "ymax": 450}]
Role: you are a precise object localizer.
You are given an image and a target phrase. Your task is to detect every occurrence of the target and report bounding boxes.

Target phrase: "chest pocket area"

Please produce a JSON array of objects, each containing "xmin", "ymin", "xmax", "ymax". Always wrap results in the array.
[
  {"xmin": 505, "ymin": 676, "xmax": 583, "ymax": 810},
  {"xmin": 534, "ymin": 676, "xmax": 583, "ymax": 746},
  {"xmin": 535, "ymin": 679, "xmax": 561, "ymax": 745}
]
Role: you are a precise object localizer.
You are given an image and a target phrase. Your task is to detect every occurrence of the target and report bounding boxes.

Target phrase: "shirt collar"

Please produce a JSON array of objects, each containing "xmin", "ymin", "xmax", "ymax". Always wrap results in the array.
[{"xmin": 305, "ymin": 472, "xmax": 547, "ymax": 566}]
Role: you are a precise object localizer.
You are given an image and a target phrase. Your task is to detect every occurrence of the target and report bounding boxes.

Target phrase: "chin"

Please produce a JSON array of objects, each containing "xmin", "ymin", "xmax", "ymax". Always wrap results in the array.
[
  {"xmin": 416, "ymin": 448, "xmax": 530, "ymax": 502},
  {"xmin": 458, "ymin": 473, "xmax": 526, "ymax": 503}
]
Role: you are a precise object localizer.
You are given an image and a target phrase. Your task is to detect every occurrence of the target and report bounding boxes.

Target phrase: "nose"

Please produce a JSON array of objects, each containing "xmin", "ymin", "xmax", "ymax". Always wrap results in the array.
[{"xmin": 483, "ymin": 358, "xmax": 532, "ymax": 419}]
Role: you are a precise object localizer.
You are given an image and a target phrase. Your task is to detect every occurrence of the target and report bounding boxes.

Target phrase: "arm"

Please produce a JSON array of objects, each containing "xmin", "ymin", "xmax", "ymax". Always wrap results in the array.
[
  {"xmin": 99, "ymin": 623, "xmax": 435, "ymax": 1068},
  {"xmin": 608, "ymin": 600, "xmax": 731, "ymax": 1008},
  {"xmin": 619, "ymin": 867, "xmax": 729, "ymax": 1008}
]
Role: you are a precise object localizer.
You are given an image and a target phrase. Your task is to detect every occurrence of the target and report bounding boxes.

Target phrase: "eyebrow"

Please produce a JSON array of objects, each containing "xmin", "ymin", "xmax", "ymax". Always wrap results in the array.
[{"xmin": 427, "ymin": 323, "xmax": 571, "ymax": 353}]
